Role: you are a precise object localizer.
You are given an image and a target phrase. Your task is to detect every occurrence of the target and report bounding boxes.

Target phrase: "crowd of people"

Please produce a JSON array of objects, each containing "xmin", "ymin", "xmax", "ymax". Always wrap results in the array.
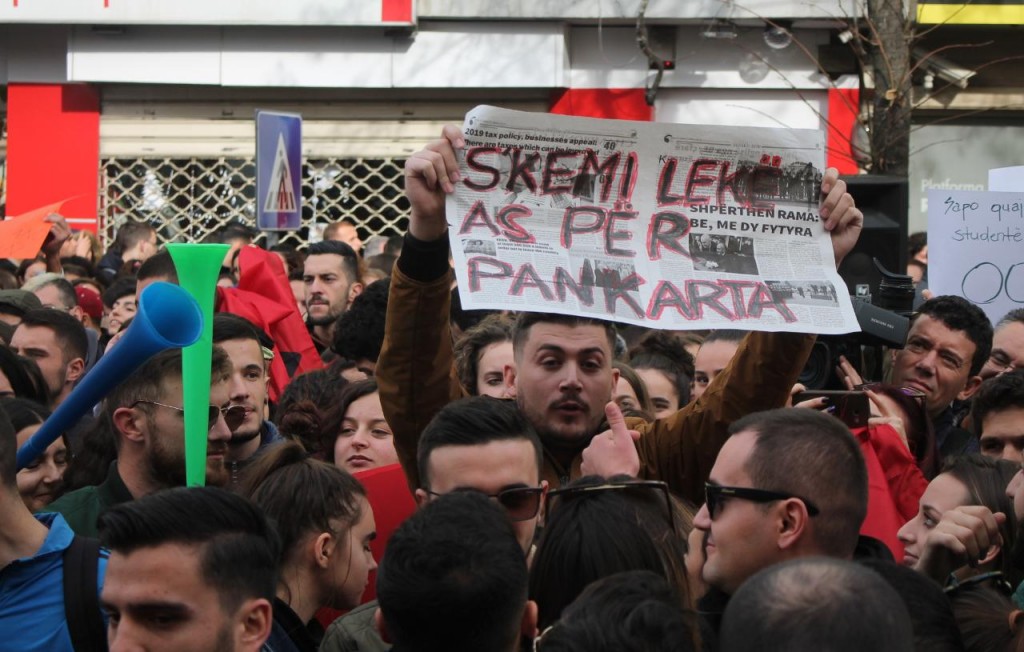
[{"xmin": 1, "ymin": 124, "xmax": 1024, "ymax": 652}]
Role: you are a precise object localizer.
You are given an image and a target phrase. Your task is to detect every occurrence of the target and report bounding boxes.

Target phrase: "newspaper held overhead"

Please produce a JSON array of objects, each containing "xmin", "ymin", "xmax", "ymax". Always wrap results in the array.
[{"xmin": 446, "ymin": 105, "xmax": 860, "ymax": 335}]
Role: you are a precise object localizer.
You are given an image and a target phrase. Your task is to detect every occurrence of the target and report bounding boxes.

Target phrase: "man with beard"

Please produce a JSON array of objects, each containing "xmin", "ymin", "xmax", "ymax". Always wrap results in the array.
[
  {"xmin": 43, "ymin": 347, "xmax": 236, "ymax": 536},
  {"xmin": 303, "ymin": 240, "xmax": 363, "ymax": 354},
  {"xmin": 212, "ymin": 314, "xmax": 282, "ymax": 485},
  {"xmin": 99, "ymin": 487, "xmax": 276, "ymax": 652}
]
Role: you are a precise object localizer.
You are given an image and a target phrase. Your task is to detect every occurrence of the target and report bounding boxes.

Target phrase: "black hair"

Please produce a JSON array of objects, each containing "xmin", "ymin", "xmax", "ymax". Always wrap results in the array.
[
  {"xmin": 331, "ymin": 277, "xmax": 389, "ymax": 364},
  {"xmin": 536, "ymin": 570, "xmax": 700, "ymax": 652},
  {"xmin": 0, "ymin": 403, "xmax": 17, "ymax": 489},
  {"xmin": 732, "ymin": 408, "xmax": 868, "ymax": 560},
  {"xmin": 136, "ymin": 249, "xmax": 179, "ymax": 284},
  {"xmin": 417, "ymin": 396, "xmax": 542, "ymax": 490},
  {"xmin": 212, "ymin": 312, "xmax": 274, "ymax": 350},
  {"xmin": 721, "ymin": 558, "xmax": 914, "ymax": 652},
  {"xmin": 908, "ymin": 232, "xmax": 927, "ymax": 259},
  {"xmin": 377, "ymin": 491, "xmax": 528, "ymax": 652},
  {"xmin": 512, "ymin": 312, "xmax": 617, "ymax": 360},
  {"xmin": 529, "ymin": 475, "xmax": 690, "ymax": 631},
  {"xmin": 628, "ymin": 331, "xmax": 694, "ymax": 409},
  {"xmin": 950, "ymin": 583, "xmax": 1024, "ymax": 652},
  {"xmin": 702, "ymin": 329, "xmax": 747, "ymax": 345},
  {"xmin": 101, "ymin": 278, "xmax": 136, "ymax": 309},
  {"xmin": 60, "ymin": 256, "xmax": 96, "ymax": 278},
  {"xmin": 238, "ymin": 440, "xmax": 366, "ymax": 608},
  {"xmin": 872, "ymin": 384, "xmax": 939, "ymax": 479},
  {"xmin": 19, "ymin": 308, "xmax": 89, "ymax": 365},
  {"xmin": 99, "ymin": 486, "xmax": 281, "ymax": 611},
  {"xmin": 0, "ymin": 346, "xmax": 51, "ymax": 406},
  {"xmin": 0, "ymin": 397, "xmax": 50, "ymax": 433},
  {"xmin": 972, "ymin": 370, "xmax": 1024, "ymax": 440},
  {"xmin": 449, "ymin": 287, "xmax": 497, "ymax": 335},
  {"xmin": 860, "ymin": 559, "xmax": 966, "ymax": 652},
  {"xmin": 915, "ymin": 296, "xmax": 993, "ymax": 377},
  {"xmin": 306, "ymin": 240, "xmax": 360, "ymax": 284},
  {"xmin": 213, "ymin": 221, "xmax": 257, "ymax": 243}
]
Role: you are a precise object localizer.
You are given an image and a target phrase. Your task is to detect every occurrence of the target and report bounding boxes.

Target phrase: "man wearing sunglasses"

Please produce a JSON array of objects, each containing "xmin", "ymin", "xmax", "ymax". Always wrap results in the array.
[
  {"xmin": 321, "ymin": 396, "xmax": 545, "ymax": 652},
  {"xmin": 691, "ymin": 408, "xmax": 867, "ymax": 630},
  {"xmin": 378, "ymin": 125, "xmax": 864, "ymax": 506},
  {"xmin": 212, "ymin": 314, "xmax": 282, "ymax": 484},
  {"xmin": 43, "ymin": 347, "xmax": 237, "ymax": 537}
]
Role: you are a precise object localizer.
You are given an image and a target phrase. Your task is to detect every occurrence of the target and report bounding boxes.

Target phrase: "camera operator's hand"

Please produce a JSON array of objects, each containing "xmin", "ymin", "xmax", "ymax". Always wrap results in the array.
[
  {"xmin": 836, "ymin": 355, "xmax": 864, "ymax": 390},
  {"xmin": 819, "ymin": 168, "xmax": 862, "ymax": 268}
]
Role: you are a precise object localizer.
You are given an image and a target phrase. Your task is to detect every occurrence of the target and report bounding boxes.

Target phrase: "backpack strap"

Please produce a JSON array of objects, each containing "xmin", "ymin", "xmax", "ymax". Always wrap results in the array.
[{"xmin": 63, "ymin": 535, "xmax": 107, "ymax": 651}]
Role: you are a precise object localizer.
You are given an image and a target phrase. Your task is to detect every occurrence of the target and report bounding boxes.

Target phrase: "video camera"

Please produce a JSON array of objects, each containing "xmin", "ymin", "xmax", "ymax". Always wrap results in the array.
[{"xmin": 798, "ymin": 259, "xmax": 913, "ymax": 389}]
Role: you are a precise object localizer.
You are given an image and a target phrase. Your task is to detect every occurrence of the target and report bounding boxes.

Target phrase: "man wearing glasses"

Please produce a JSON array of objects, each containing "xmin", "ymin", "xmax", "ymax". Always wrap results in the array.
[
  {"xmin": 43, "ymin": 347, "xmax": 241, "ymax": 537},
  {"xmin": 321, "ymin": 396, "xmax": 545, "ymax": 652},
  {"xmin": 692, "ymin": 408, "xmax": 868, "ymax": 625},
  {"xmin": 980, "ymin": 309, "xmax": 1024, "ymax": 381}
]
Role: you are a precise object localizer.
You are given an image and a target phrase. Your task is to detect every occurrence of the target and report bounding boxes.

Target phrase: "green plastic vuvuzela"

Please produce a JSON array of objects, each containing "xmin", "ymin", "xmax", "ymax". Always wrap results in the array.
[{"xmin": 167, "ymin": 243, "xmax": 230, "ymax": 487}]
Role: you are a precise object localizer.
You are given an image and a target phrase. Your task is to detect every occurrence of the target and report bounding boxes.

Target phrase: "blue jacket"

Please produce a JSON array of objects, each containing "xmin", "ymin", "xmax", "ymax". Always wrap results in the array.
[{"xmin": 0, "ymin": 513, "xmax": 108, "ymax": 652}]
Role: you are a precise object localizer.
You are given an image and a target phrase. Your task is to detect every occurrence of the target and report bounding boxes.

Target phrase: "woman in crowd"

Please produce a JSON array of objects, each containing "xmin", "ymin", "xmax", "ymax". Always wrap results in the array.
[
  {"xmin": 529, "ymin": 475, "xmax": 693, "ymax": 635},
  {"xmin": 627, "ymin": 332, "xmax": 693, "ymax": 418},
  {"xmin": 691, "ymin": 329, "xmax": 745, "ymax": 402},
  {"xmin": 321, "ymin": 379, "xmax": 399, "ymax": 474},
  {"xmin": 612, "ymin": 361, "xmax": 655, "ymax": 419},
  {"xmin": 240, "ymin": 441, "xmax": 377, "ymax": 652},
  {"xmin": 453, "ymin": 313, "xmax": 514, "ymax": 397},
  {"xmin": 898, "ymin": 455, "xmax": 1020, "ymax": 590},
  {"xmin": 100, "ymin": 278, "xmax": 137, "ymax": 343},
  {"xmin": 2, "ymin": 397, "xmax": 66, "ymax": 511}
]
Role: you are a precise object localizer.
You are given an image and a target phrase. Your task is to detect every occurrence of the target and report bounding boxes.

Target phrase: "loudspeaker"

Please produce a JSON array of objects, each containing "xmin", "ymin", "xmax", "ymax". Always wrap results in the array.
[{"xmin": 837, "ymin": 175, "xmax": 908, "ymax": 300}]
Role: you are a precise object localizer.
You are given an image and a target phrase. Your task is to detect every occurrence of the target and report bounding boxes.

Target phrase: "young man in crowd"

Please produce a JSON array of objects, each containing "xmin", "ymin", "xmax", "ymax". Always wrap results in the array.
[
  {"xmin": 44, "ymin": 347, "xmax": 235, "ymax": 536},
  {"xmin": 973, "ymin": 369, "xmax": 1024, "ymax": 463},
  {"xmin": 979, "ymin": 308, "xmax": 1024, "ymax": 380},
  {"xmin": 97, "ymin": 221, "xmax": 158, "ymax": 284},
  {"xmin": 303, "ymin": 240, "xmax": 363, "ymax": 353},
  {"xmin": 377, "ymin": 124, "xmax": 864, "ymax": 505},
  {"xmin": 24, "ymin": 273, "xmax": 101, "ymax": 370},
  {"xmin": 320, "ymin": 396, "xmax": 545, "ymax": 652},
  {"xmin": 98, "ymin": 487, "xmax": 276, "ymax": 652},
  {"xmin": 324, "ymin": 219, "xmax": 365, "ymax": 256},
  {"xmin": 212, "ymin": 314, "xmax": 282, "ymax": 483},
  {"xmin": 375, "ymin": 492, "xmax": 535, "ymax": 652},
  {"xmin": 10, "ymin": 308, "xmax": 88, "ymax": 408},
  {"xmin": 686, "ymin": 408, "xmax": 868, "ymax": 631}
]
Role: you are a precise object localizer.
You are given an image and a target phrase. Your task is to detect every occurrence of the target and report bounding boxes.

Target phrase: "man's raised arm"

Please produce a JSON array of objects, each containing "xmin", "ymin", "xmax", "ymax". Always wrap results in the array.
[{"xmin": 377, "ymin": 126, "xmax": 467, "ymax": 493}]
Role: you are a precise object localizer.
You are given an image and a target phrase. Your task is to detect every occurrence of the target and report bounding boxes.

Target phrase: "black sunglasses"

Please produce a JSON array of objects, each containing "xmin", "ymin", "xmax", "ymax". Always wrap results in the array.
[
  {"xmin": 427, "ymin": 486, "xmax": 544, "ymax": 522},
  {"xmin": 546, "ymin": 479, "xmax": 676, "ymax": 533},
  {"xmin": 704, "ymin": 482, "xmax": 820, "ymax": 519},
  {"xmin": 132, "ymin": 400, "xmax": 248, "ymax": 432}
]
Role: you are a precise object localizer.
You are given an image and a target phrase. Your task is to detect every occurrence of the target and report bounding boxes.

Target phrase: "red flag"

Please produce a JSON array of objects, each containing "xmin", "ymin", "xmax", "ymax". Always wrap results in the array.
[{"xmin": 216, "ymin": 246, "xmax": 323, "ymax": 402}]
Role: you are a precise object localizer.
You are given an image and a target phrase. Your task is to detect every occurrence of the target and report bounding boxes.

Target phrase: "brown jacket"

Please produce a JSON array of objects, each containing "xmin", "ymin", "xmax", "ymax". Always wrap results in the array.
[{"xmin": 377, "ymin": 266, "xmax": 815, "ymax": 506}]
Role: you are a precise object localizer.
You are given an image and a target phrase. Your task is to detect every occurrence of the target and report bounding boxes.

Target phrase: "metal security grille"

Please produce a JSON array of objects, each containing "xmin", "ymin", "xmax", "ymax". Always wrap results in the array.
[{"xmin": 99, "ymin": 155, "xmax": 409, "ymax": 249}]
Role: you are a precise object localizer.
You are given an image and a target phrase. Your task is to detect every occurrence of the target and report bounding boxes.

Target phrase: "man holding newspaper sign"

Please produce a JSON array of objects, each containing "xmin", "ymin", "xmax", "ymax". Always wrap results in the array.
[{"xmin": 378, "ymin": 111, "xmax": 863, "ymax": 506}]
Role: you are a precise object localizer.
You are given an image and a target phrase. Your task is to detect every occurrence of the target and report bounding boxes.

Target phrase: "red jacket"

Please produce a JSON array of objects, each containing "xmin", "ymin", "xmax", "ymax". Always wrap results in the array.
[{"xmin": 853, "ymin": 424, "xmax": 928, "ymax": 561}]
